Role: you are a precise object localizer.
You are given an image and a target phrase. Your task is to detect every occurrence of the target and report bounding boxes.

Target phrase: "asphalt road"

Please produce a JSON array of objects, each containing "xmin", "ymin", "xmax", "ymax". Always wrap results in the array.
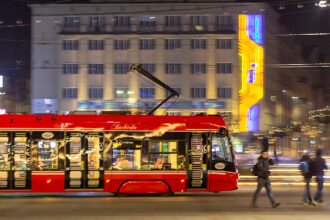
[{"xmin": 0, "ymin": 186, "xmax": 329, "ymax": 220}]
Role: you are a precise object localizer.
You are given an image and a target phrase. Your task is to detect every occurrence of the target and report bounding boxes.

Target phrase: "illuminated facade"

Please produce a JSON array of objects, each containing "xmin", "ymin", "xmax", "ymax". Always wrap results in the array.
[
  {"xmin": 238, "ymin": 14, "xmax": 264, "ymax": 132},
  {"xmin": 30, "ymin": 2, "xmax": 288, "ymax": 133}
]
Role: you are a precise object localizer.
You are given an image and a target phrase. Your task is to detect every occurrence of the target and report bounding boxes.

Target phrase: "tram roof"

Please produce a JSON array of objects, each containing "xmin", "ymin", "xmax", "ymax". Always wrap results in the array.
[{"xmin": 0, "ymin": 114, "xmax": 227, "ymax": 132}]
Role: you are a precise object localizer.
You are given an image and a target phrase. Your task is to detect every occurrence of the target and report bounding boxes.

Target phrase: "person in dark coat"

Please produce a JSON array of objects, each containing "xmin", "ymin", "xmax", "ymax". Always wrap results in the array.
[
  {"xmin": 299, "ymin": 154, "xmax": 315, "ymax": 205},
  {"xmin": 252, "ymin": 150, "xmax": 280, "ymax": 208},
  {"xmin": 311, "ymin": 149, "xmax": 328, "ymax": 205}
]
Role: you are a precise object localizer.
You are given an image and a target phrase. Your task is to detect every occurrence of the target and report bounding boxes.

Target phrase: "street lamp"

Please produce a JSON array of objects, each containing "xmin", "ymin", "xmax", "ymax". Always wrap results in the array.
[{"xmin": 317, "ymin": 0, "xmax": 328, "ymax": 7}]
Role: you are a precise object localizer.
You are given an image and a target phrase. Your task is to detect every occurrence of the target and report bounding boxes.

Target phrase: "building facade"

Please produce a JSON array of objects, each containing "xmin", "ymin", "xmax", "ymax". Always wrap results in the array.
[{"xmin": 30, "ymin": 1, "xmax": 286, "ymax": 133}]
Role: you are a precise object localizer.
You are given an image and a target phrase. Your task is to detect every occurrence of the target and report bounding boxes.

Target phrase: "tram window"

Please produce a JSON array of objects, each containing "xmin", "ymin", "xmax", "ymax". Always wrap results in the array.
[
  {"xmin": 103, "ymin": 134, "xmax": 112, "ymax": 170},
  {"xmin": 149, "ymin": 141, "xmax": 177, "ymax": 153},
  {"xmin": 69, "ymin": 136, "xmax": 83, "ymax": 170},
  {"xmin": 0, "ymin": 136, "xmax": 9, "ymax": 170},
  {"xmin": 149, "ymin": 141, "xmax": 178, "ymax": 170},
  {"xmin": 34, "ymin": 141, "xmax": 59, "ymax": 170},
  {"xmin": 14, "ymin": 136, "xmax": 29, "ymax": 170},
  {"xmin": 87, "ymin": 136, "xmax": 100, "ymax": 170},
  {"xmin": 112, "ymin": 149, "xmax": 141, "ymax": 170},
  {"xmin": 211, "ymin": 133, "xmax": 233, "ymax": 162}
]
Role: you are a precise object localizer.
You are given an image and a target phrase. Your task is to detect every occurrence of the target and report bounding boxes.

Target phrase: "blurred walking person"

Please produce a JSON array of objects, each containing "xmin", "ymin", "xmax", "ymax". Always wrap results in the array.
[
  {"xmin": 299, "ymin": 154, "xmax": 315, "ymax": 205},
  {"xmin": 252, "ymin": 150, "xmax": 280, "ymax": 208},
  {"xmin": 311, "ymin": 149, "xmax": 328, "ymax": 205}
]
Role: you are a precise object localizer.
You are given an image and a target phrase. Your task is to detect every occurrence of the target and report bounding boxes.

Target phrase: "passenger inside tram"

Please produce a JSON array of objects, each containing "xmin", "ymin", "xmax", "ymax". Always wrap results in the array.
[{"xmin": 113, "ymin": 156, "xmax": 132, "ymax": 170}]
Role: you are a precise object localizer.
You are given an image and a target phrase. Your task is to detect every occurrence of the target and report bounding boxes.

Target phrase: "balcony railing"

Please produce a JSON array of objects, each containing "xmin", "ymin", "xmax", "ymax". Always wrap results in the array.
[
  {"xmin": 59, "ymin": 24, "xmax": 235, "ymax": 34},
  {"xmin": 215, "ymin": 24, "xmax": 235, "ymax": 32}
]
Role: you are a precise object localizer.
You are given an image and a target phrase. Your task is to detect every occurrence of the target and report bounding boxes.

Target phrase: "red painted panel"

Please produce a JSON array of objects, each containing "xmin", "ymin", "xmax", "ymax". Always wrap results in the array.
[
  {"xmin": 176, "ymin": 174, "xmax": 187, "ymax": 192},
  {"xmin": 119, "ymin": 180, "xmax": 170, "ymax": 194},
  {"xmin": 103, "ymin": 173, "xmax": 112, "ymax": 192},
  {"xmin": 31, "ymin": 173, "xmax": 65, "ymax": 192},
  {"xmin": 208, "ymin": 172, "xmax": 238, "ymax": 192},
  {"xmin": 108, "ymin": 172, "xmax": 185, "ymax": 193},
  {"xmin": 0, "ymin": 114, "xmax": 226, "ymax": 132}
]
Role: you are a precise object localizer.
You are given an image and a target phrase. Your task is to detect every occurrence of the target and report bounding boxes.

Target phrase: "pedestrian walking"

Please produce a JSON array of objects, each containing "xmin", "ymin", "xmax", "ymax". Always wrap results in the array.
[
  {"xmin": 311, "ymin": 149, "xmax": 328, "ymax": 205},
  {"xmin": 299, "ymin": 154, "xmax": 316, "ymax": 206},
  {"xmin": 252, "ymin": 150, "xmax": 280, "ymax": 208}
]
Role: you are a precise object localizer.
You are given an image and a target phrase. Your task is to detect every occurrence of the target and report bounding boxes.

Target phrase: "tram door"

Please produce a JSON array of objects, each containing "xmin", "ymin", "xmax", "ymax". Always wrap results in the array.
[
  {"xmin": 0, "ymin": 133, "xmax": 10, "ymax": 189},
  {"xmin": 187, "ymin": 133, "xmax": 208, "ymax": 189},
  {"xmin": 65, "ymin": 133, "xmax": 104, "ymax": 189},
  {"xmin": 0, "ymin": 132, "xmax": 31, "ymax": 190}
]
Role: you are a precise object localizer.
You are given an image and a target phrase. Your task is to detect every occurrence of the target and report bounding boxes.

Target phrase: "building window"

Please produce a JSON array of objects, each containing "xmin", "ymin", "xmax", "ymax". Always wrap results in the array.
[
  {"xmin": 114, "ymin": 87, "xmax": 130, "ymax": 99},
  {"xmin": 166, "ymin": 87, "xmax": 181, "ymax": 96},
  {"xmin": 62, "ymin": 88, "xmax": 78, "ymax": 99},
  {"xmin": 114, "ymin": 63, "xmax": 130, "ymax": 74},
  {"xmin": 191, "ymin": 111, "xmax": 206, "ymax": 116},
  {"xmin": 63, "ymin": 63, "xmax": 78, "ymax": 74},
  {"xmin": 216, "ymin": 63, "xmax": 232, "ymax": 74},
  {"xmin": 191, "ymin": 15, "xmax": 207, "ymax": 27},
  {"xmin": 191, "ymin": 63, "xmax": 207, "ymax": 74},
  {"xmin": 89, "ymin": 16, "xmax": 106, "ymax": 31},
  {"xmin": 88, "ymin": 40, "xmax": 104, "ymax": 50},
  {"xmin": 165, "ymin": 63, "xmax": 181, "ymax": 74},
  {"xmin": 165, "ymin": 16, "xmax": 181, "ymax": 26},
  {"xmin": 166, "ymin": 111, "xmax": 181, "ymax": 116},
  {"xmin": 218, "ymin": 87, "xmax": 232, "ymax": 98},
  {"xmin": 191, "ymin": 88, "xmax": 206, "ymax": 98},
  {"xmin": 216, "ymin": 15, "xmax": 233, "ymax": 27},
  {"xmin": 64, "ymin": 16, "xmax": 80, "ymax": 28},
  {"xmin": 165, "ymin": 39, "xmax": 181, "ymax": 49},
  {"xmin": 63, "ymin": 40, "xmax": 79, "ymax": 50},
  {"xmin": 114, "ymin": 16, "xmax": 130, "ymax": 26},
  {"xmin": 139, "ymin": 39, "xmax": 155, "ymax": 50},
  {"xmin": 140, "ymin": 63, "xmax": 156, "ymax": 74},
  {"xmin": 217, "ymin": 39, "xmax": 232, "ymax": 49},
  {"xmin": 114, "ymin": 39, "xmax": 130, "ymax": 50},
  {"xmin": 140, "ymin": 87, "xmax": 155, "ymax": 98},
  {"xmin": 88, "ymin": 87, "xmax": 103, "ymax": 99},
  {"xmin": 88, "ymin": 64, "xmax": 104, "ymax": 74},
  {"xmin": 140, "ymin": 16, "xmax": 156, "ymax": 27},
  {"xmin": 191, "ymin": 39, "xmax": 207, "ymax": 49}
]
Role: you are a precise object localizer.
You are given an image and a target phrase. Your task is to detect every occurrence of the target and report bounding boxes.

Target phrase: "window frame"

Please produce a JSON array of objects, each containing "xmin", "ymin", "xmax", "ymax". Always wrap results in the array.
[
  {"xmin": 191, "ymin": 87, "xmax": 206, "ymax": 98},
  {"xmin": 191, "ymin": 39, "xmax": 207, "ymax": 49},
  {"xmin": 165, "ymin": 63, "xmax": 181, "ymax": 74},
  {"xmin": 63, "ymin": 63, "xmax": 79, "ymax": 74},
  {"xmin": 88, "ymin": 87, "xmax": 104, "ymax": 99},
  {"xmin": 114, "ymin": 16, "xmax": 131, "ymax": 27},
  {"xmin": 114, "ymin": 63, "xmax": 130, "ymax": 74},
  {"xmin": 114, "ymin": 39, "xmax": 130, "ymax": 50},
  {"xmin": 216, "ymin": 39, "xmax": 232, "ymax": 49},
  {"xmin": 165, "ymin": 15, "xmax": 181, "ymax": 26},
  {"xmin": 139, "ymin": 39, "xmax": 156, "ymax": 50},
  {"xmin": 88, "ymin": 40, "xmax": 104, "ymax": 50},
  {"xmin": 165, "ymin": 39, "xmax": 181, "ymax": 50},
  {"xmin": 62, "ymin": 87, "xmax": 78, "ymax": 99},
  {"xmin": 190, "ymin": 63, "xmax": 207, "ymax": 74},
  {"xmin": 216, "ymin": 63, "xmax": 233, "ymax": 74},
  {"xmin": 139, "ymin": 87, "xmax": 155, "ymax": 99},
  {"xmin": 63, "ymin": 40, "xmax": 79, "ymax": 50},
  {"xmin": 217, "ymin": 87, "xmax": 232, "ymax": 99},
  {"xmin": 88, "ymin": 64, "xmax": 104, "ymax": 74}
]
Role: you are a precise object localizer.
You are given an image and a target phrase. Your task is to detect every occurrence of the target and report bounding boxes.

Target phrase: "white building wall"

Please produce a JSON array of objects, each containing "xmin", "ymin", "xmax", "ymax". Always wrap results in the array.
[{"xmin": 30, "ymin": 2, "xmax": 272, "ymax": 131}]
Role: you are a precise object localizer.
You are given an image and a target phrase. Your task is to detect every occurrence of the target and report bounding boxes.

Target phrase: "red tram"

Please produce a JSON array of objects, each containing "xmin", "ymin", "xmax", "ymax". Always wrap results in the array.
[{"xmin": 0, "ymin": 114, "xmax": 238, "ymax": 194}]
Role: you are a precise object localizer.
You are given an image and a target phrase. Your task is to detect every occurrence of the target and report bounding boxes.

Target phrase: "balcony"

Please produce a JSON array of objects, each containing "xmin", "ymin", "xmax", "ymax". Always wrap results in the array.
[
  {"xmin": 215, "ymin": 24, "xmax": 235, "ymax": 33},
  {"xmin": 59, "ymin": 24, "xmax": 235, "ymax": 35},
  {"xmin": 87, "ymin": 25, "xmax": 107, "ymax": 33}
]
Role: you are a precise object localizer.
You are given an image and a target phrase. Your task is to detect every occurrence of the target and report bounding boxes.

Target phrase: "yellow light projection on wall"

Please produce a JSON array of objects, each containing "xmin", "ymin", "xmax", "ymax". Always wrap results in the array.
[{"xmin": 238, "ymin": 14, "xmax": 264, "ymax": 132}]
